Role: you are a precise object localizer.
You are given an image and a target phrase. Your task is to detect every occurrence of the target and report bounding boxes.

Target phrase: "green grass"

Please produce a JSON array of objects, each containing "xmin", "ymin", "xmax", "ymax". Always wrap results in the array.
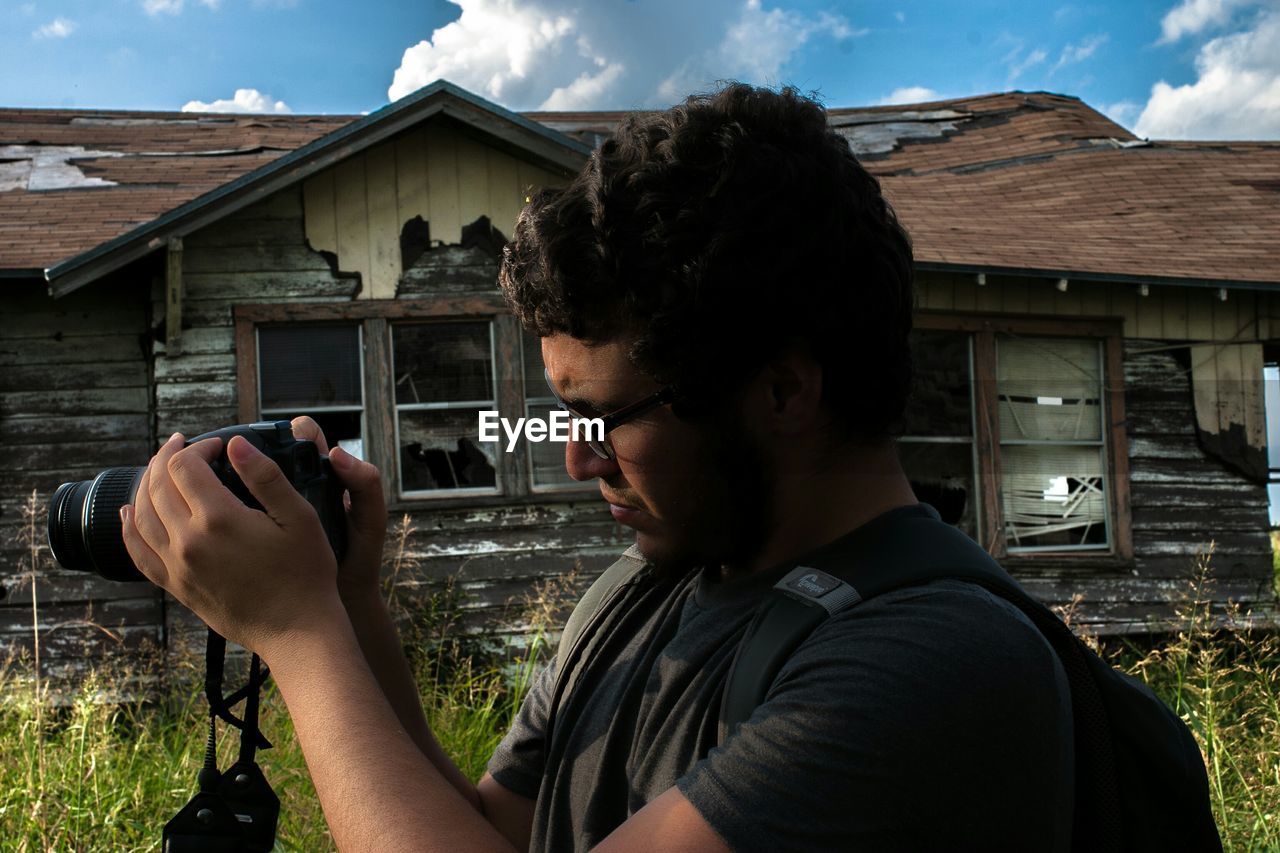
[{"xmin": 0, "ymin": 630, "xmax": 540, "ymax": 851}]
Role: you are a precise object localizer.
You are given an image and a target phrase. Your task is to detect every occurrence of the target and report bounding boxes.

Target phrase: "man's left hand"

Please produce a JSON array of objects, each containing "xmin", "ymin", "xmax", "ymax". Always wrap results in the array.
[{"xmin": 120, "ymin": 432, "xmax": 343, "ymax": 657}]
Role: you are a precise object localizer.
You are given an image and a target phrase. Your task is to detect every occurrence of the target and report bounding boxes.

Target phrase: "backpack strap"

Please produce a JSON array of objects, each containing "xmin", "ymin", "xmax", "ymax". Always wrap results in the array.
[
  {"xmin": 717, "ymin": 509, "xmax": 1122, "ymax": 851},
  {"xmin": 553, "ymin": 544, "xmax": 650, "ymax": 705}
]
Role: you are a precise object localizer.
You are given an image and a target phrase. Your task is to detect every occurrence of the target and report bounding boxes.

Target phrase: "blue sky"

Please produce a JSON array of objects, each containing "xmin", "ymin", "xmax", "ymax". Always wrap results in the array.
[{"xmin": 2, "ymin": 0, "xmax": 1278, "ymax": 138}]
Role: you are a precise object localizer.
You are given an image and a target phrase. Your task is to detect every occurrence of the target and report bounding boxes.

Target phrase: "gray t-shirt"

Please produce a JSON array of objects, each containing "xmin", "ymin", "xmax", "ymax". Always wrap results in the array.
[{"xmin": 488, "ymin": 508, "xmax": 1075, "ymax": 851}]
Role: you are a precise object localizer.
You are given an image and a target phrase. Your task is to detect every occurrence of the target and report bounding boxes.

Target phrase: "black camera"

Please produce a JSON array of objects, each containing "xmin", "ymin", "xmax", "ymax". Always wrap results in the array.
[{"xmin": 47, "ymin": 421, "xmax": 347, "ymax": 582}]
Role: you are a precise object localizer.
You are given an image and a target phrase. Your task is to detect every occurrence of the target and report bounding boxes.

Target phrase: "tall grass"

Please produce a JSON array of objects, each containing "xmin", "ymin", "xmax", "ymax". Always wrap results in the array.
[
  {"xmin": 1, "ymin": 507, "xmax": 557, "ymax": 850},
  {"xmin": 1107, "ymin": 543, "xmax": 1280, "ymax": 850},
  {"xmin": 3, "ymin": 497, "xmax": 1278, "ymax": 849}
]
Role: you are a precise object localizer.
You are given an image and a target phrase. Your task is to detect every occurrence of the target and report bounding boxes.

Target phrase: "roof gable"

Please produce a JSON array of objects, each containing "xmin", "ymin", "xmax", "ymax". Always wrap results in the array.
[{"xmin": 0, "ymin": 80, "xmax": 589, "ymax": 295}]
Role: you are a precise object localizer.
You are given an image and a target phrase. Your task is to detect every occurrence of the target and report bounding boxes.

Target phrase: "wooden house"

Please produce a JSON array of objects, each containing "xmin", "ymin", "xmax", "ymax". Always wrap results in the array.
[{"xmin": 2, "ymin": 82, "xmax": 1277, "ymax": 681}]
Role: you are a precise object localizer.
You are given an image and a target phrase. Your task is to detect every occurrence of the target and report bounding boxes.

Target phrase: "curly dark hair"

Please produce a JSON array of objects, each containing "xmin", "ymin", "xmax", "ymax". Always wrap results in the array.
[{"xmin": 499, "ymin": 82, "xmax": 915, "ymax": 442}]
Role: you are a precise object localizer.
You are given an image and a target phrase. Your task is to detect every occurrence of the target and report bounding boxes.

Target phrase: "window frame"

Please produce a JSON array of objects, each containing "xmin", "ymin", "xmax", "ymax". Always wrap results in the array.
[
  {"xmin": 915, "ymin": 311, "xmax": 1133, "ymax": 565},
  {"xmin": 234, "ymin": 297, "xmax": 599, "ymax": 510}
]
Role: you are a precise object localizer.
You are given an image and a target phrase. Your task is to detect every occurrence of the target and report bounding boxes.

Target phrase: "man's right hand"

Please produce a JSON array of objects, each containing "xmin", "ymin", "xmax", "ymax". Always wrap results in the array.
[{"xmin": 290, "ymin": 416, "xmax": 388, "ymax": 601}]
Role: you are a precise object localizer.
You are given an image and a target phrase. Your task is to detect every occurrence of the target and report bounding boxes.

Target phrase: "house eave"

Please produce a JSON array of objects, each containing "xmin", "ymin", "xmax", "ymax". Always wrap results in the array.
[{"xmin": 917, "ymin": 261, "xmax": 1280, "ymax": 293}]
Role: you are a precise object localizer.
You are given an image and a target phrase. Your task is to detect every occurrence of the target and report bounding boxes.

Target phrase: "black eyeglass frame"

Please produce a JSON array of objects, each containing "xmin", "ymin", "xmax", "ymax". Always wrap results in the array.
[{"xmin": 543, "ymin": 368, "xmax": 678, "ymax": 460}]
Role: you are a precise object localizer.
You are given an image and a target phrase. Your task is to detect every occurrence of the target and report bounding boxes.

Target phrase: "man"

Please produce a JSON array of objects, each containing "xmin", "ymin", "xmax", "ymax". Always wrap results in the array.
[{"xmin": 122, "ymin": 83, "xmax": 1073, "ymax": 851}]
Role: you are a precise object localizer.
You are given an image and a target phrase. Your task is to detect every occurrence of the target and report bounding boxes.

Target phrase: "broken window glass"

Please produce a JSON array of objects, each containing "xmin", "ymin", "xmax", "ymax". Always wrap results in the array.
[
  {"xmin": 899, "ymin": 329, "xmax": 978, "ymax": 538},
  {"xmin": 393, "ymin": 322, "xmax": 498, "ymax": 494},
  {"xmin": 997, "ymin": 336, "xmax": 1109, "ymax": 551}
]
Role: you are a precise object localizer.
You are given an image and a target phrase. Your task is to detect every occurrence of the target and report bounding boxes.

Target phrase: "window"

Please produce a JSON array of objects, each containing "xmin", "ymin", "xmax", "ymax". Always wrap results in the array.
[
  {"xmin": 900, "ymin": 329, "xmax": 980, "ymax": 540},
  {"xmin": 235, "ymin": 295, "xmax": 595, "ymax": 505},
  {"xmin": 393, "ymin": 322, "xmax": 499, "ymax": 495},
  {"xmin": 997, "ymin": 336, "xmax": 1108, "ymax": 552},
  {"xmin": 257, "ymin": 324, "xmax": 366, "ymax": 458},
  {"xmin": 908, "ymin": 313, "xmax": 1131, "ymax": 561}
]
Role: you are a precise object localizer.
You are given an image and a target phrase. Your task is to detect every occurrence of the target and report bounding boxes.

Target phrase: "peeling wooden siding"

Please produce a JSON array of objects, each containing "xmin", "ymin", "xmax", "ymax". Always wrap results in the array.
[
  {"xmin": 1009, "ymin": 340, "xmax": 1275, "ymax": 633},
  {"xmin": 0, "ymin": 278, "xmax": 161, "ymax": 677},
  {"xmin": 302, "ymin": 121, "xmax": 562, "ymax": 299}
]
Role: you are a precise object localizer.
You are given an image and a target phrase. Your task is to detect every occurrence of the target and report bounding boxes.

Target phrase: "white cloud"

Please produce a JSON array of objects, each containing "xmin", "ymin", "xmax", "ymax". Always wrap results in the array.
[
  {"xmin": 181, "ymin": 88, "xmax": 292, "ymax": 114},
  {"xmin": 1007, "ymin": 47, "xmax": 1048, "ymax": 82},
  {"xmin": 388, "ymin": 0, "xmax": 858, "ymax": 110},
  {"xmin": 1050, "ymin": 33, "xmax": 1108, "ymax": 74},
  {"xmin": 1136, "ymin": 2, "xmax": 1280, "ymax": 138},
  {"xmin": 878, "ymin": 86, "xmax": 940, "ymax": 105},
  {"xmin": 1158, "ymin": 0, "xmax": 1258, "ymax": 42},
  {"xmin": 142, "ymin": 0, "xmax": 218, "ymax": 15},
  {"xmin": 33, "ymin": 16, "xmax": 74, "ymax": 38}
]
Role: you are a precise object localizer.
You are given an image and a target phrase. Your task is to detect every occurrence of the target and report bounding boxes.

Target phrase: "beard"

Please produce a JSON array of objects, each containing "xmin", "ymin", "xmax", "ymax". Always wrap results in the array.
[{"xmin": 639, "ymin": 417, "xmax": 779, "ymax": 583}]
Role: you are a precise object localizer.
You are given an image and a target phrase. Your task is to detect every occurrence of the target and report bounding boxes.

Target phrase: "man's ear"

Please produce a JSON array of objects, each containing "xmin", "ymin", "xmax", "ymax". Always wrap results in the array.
[{"xmin": 757, "ymin": 349, "xmax": 825, "ymax": 436}]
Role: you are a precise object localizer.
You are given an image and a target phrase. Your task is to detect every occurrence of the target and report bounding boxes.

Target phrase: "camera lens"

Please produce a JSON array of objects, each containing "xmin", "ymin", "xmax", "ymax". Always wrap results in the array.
[{"xmin": 47, "ymin": 467, "xmax": 147, "ymax": 582}]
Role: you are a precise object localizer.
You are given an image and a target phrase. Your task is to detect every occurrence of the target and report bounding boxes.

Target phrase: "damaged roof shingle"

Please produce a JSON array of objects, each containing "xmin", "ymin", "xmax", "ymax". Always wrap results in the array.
[
  {"xmin": 0, "ymin": 108, "xmax": 348, "ymax": 271},
  {"xmin": 3, "ymin": 91, "xmax": 1278, "ymax": 289}
]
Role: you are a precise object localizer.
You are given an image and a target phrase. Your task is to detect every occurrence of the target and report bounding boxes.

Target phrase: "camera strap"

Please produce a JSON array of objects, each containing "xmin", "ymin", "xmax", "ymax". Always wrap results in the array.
[{"xmin": 162, "ymin": 628, "xmax": 280, "ymax": 852}]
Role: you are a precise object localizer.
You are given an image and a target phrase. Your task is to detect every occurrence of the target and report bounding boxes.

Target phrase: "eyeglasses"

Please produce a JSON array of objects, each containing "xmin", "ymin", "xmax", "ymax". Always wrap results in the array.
[{"xmin": 543, "ymin": 368, "xmax": 677, "ymax": 460}]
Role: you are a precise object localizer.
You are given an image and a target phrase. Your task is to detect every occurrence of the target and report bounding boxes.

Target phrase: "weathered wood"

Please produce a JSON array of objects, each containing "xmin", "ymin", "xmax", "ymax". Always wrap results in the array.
[
  {"xmin": 0, "ymin": 334, "xmax": 146, "ymax": 366},
  {"xmin": 303, "ymin": 168, "xmax": 339, "ymax": 255},
  {"xmin": 150, "ymin": 299, "xmax": 234, "ymax": 328},
  {"xmin": 395, "ymin": 127, "xmax": 431, "ymax": 239},
  {"xmin": 156, "ymin": 381, "xmax": 236, "ymax": 409},
  {"xmin": 0, "ymin": 413, "xmax": 150, "ymax": 446},
  {"xmin": 233, "ymin": 293, "xmax": 507, "ymax": 322},
  {"xmin": 1127, "ymin": 436, "xmax": 1205, "ymax": 460},
  {"xmin": 1129, "ymin": 460, "xmax": 1253, "ymax": 484},
  {"xmin": 972, "ymin": 331, "xmax": 1003, "ymax": 554},
  {"xmin": 152, "ymin": 326, "xmax": 233, "ymax": 356},
  {"xmin": 494, "ymin": 313, "xmax": 530, "ymax": 498},
  {"xmin": 425, "ymin": 120, "xmax": 462, "ymax": 243},
  {"xmin": 1, "ymin": 439, "xmax": 150, "ymax": 472},
  {"xmin": 0, "ymin": 596, "xmax": 161, "ymax": 633},
  {"xmin": 0, "ymin": 387, "xmax": 149, "ymax": 417},
  {"xmin": 365, "ymin": 138, "xmax": 402, "ymax": 299},
  {"xmin": 335, "ymin": 155, "xmax": 372, "ymax": 286},
  {"xmin": 1131, "ymin": 505, "xmax": 1273, "ymax": 533},
  {"xmin": 183, "ymin": 272, "xmax": 356, "ymax": 301},
  {"xmin": 405, "ymin": 524, "xmax": 628, "ymax": 560},
  {"xmin": 0, "ymin": 305, "xmax": 145, "ymax": 340},
  {"xmin": 153, "ymin": 353, "xmax": 237, "ymax": 384},
  {"xmin": 0, "ymin": 361, "xmax": 148, "ymax": 392},
  {"xmin": 0, "ymin": 623, "xmax": 162, "ymax": 661},
  {"xmin": 183, "ymin": 216, "xmax": 306, "ymax": 249},
  {"xmin": 182, "ymin": 243, "xmax": 334, "ymax": 275},
  {"xmin": 166, "ymin": 237, "xmax": 184, "ymax": 354},
  {"xmin": 916, "ymin": 310, "xmax": 1123, "ymax": 339},
  {"xmin": 157, "ymin": 406, "xmax": 240, "ymax": 439},
  {"xmin": 0, "ymin": 570, "xmax": 155, "ymax": 605},
  {"xmin": 362, "ymin": 318, "xmax": 396, "ymax": 502},
  {"xmin": 1105, "ymin": 333, "xmax": 1133, "ymax": 559},
  {"xmin": 395, "ymin": 499, "xmax": 610, "ymax": 533},
  {"xmin": 235, "ymin": 186, "xmax": 305, "ymax": 221},
  {"xmin": 235, "ymin": 316, "xmax": 257, "ymax": 423}
]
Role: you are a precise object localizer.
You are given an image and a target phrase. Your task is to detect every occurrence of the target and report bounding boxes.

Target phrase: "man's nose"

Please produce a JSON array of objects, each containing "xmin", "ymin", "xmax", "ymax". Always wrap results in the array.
[{"xmin": 565, "ymin": 435, "xmax": 620, "ymax": 481}]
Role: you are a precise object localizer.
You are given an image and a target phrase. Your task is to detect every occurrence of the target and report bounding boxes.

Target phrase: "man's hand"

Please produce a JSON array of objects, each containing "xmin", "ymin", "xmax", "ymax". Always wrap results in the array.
[
  {"xmin": 120, "ymin": 432, "xmax": 344, "ymax": 657},
  {"xmin": 288, "ymin": 416, "xmax": 388, "ymax": 601}
]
